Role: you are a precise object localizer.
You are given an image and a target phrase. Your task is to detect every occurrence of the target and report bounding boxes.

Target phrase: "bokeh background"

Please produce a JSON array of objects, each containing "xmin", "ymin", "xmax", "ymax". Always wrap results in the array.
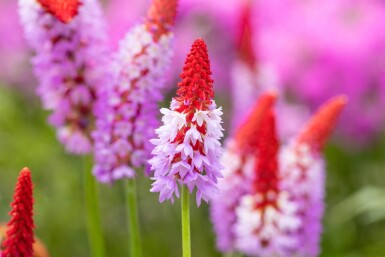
[{"xmin": 0, "ymin": 0, "xmax": 385, "ymax": 256}]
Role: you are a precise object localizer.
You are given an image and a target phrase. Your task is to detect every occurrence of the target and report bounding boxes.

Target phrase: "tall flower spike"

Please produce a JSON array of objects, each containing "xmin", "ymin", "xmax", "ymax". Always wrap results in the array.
[
  {"xmin": 37, "ymin": 0, "xmax": 81, "ymax": 23},
  {"xmin": 149, "ymin": 39, "xmax": 224, "ymax": 206},
  {"xmin": 92, "ymin": 0, "xmax": 178, "ymax": 183},
  {"xmin": 2, "ymin": 168, "xmax": 35, "ymax": 257},
  {"xmin": 235, "ymin": 111, "xmax": 301, "ymax": 257},
  {"xmin": 297, "ymin": 95, "xmax": 348, "ymax": 152},
  {"xmin": 211, "ymin": 92, "xmax": 276, "ymax": 253},
  {"xmin": 279, "ymin": 95, "xmax": 347, "ymax": 257},
  {"xmin": 19, "ymin": 0, "xmax": 110, "ymax": 154}
]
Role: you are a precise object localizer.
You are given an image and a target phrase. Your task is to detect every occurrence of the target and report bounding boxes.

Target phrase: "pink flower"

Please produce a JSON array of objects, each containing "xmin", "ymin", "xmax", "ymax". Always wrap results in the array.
[
  {"xmin": 149, "ymin": 39, "xmax": 224, "ymax": 206},
  {"xmin": 92, "ymin": 0, "xmax": 178, "ymax": 183},
  {"xmin": 19, "ymin": 0, "xmax": 110, "ymax": 154},
  {"xmin": 211, "ymin": 93, "xmax": 347, "ymax": 256}
]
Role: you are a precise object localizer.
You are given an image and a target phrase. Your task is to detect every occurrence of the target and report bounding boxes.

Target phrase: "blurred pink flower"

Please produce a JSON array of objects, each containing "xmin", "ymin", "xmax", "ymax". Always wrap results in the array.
[
  {"xmin": 211, "ymin": 94, "xmax": 346, "ymax": 256},
  {"xmin": 258, "ymin": 0, "xmax": 385, "ymax": 144},
  {"xmin": 0, "ymin": 0, "xmax": 32, "ymax": 87}
]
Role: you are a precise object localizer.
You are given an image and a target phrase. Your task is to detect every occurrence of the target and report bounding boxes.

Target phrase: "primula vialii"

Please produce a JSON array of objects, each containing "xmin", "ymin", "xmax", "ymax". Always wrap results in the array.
[
  {"xmin": 19, "ymin": 0, "xmax": 110, "ymax": 154},
  {"xmin": 2, "ymin": 168, "xmax": 35, "ymax": 257},
  {"xmin": 92, "ymin": 0, "xmax": 178, "ymax": 183},
  {"xmin": 149, "ymin": 39, "xmax": 224, "ymax": 206},
  {"xmin": 211, "ymin": 92, "xmax": 276, "ymax": 252},
  {"xmin": 211, "ymin": 93, "xmax": 346, "ymax": 256}
]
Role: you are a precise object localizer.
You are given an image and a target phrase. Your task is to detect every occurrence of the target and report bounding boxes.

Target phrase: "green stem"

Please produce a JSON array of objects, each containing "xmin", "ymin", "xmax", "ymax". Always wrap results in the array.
[
  {"xmin": 84, "ymin": 159, "xmax": 106, "ymax": 257},
  {"xmin": 181, "ymin": 185, "xmax": 191, "ymax": 257},
  {"xmin": 125, "ymin": 179, "xmax": 142, "ymax": 257}
]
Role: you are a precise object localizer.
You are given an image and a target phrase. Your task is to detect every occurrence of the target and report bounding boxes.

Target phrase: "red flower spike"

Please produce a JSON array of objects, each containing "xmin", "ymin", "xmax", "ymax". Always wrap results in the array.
[
  {"xmin": 253, "ymin": 110, "xmax": 279, "ymax": 208},
  {"xmin": 237, "ymin": 0, "xmax": 256, "ymax": 67},
  {"xmin": 2, "ymin": 167, "xmax": 35, "ymax": 257},
  {"xmin": 175, "ymin": 39, "xmax": 214, "ymax": 113},
  {"xmin": 297, "ymin": 95, "xmax": 348, "ymax": 152},
  {"xmin": 234, "ymin": 92, "xmax": 277, "ymax": 155},
  {"xmin": 37, "ymin": 0, "xmax": 81, "ymax": 23},
  {"xmin": 146, "ymin": 0, "xmax": 178, "ymax": 40}
]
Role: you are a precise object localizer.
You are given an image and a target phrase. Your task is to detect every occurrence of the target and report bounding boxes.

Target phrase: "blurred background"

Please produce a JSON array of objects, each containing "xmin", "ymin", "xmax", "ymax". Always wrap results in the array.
[{"xmin": 0, "ymin": 0, "xmax": 385, "ymax": 256}]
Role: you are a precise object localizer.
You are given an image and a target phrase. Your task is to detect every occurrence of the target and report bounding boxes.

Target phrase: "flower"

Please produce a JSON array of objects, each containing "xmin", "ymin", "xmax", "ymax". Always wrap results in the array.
[
  {"xmin": 235, "ymin": 110, "xmax": 301, "ymax": 256},
  {"xmin": 2, "ymin": 168, "xmax": 35, "ymax": 257},
  {"xmin": 279, "ymin": 96, "xmax": 347, "ymax": 256},
  {"xmin": 211, "ymin": 92, "xmax": 276, "ymax": 252},
  {"xmin": 211, "ymin": 93, "xmax": 346, "ymax": 256},
  {"xmin": 149, "ymin": 39, "xmax": 224, "ymax": 206},
  {"xmin": 19, "ymin": 0, "xmax": 110, "ymax": 154},
  {"xmin": 92, "ymin": 0, "xmax": 178, "ymax": 183}
]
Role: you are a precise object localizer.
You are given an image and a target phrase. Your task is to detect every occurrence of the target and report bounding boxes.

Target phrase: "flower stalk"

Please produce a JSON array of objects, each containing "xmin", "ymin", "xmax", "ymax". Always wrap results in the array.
[
  {"xmin": 84, "ymin": 158, "xmax": 106, "ymax": 257},
  {"xmin": 125, "ymin": 179, "xmax": 142, "ymax": 257},
  {"xmin": 181, "ymin": 185, "xmax": 191, "ymax": 257}
]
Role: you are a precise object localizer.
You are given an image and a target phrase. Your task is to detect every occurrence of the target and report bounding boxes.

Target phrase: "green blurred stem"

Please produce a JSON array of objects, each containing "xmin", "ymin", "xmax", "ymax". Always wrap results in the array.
[
  {"xmin": 125, "ymin": 179, "xmax": 142, "ymax": 257},
  {"xmin": 181, "ymin": 185, "xmax": 191, "ymax": 257},
  {"xmin": 84, "ymin": 159, "xmax": 106, "ymax": 257}
]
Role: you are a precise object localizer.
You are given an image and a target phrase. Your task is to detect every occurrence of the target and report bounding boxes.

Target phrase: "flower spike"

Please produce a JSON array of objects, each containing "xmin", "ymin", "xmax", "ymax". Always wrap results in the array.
[
  {"xmin": 92, "ymin": 0, "xmax": 178, "ymax": 182},
  {"xmin": 149, "ymin": 39, "xmax": 224, "ymax": 206},
  {"xmin": 37, "ymin": 0, "xmax": 81, "ymax": 23},
  {"xmin": 297, "ymin": 95, "xmax": 348, "ymax": 152},
  {"xmin": 19, "ymin": 0, "xmax": 110, "ymax": 154},
  {"xmin": 235, "ymin": 91, "xmax": 277, "ymax": 155},
  {"xmin": 2, "ymin": 168, "xmax": 35, "ymax": 257},
  {"xmin": 235, "ymin": 111, "xmax": 300, "ymax": 256}
]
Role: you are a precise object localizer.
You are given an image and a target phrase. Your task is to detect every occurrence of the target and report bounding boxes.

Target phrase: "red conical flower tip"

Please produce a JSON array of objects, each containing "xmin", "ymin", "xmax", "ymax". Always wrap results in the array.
[
  {"xmin": 146, "ymin": 0, "xmax": 178, "ymax": 40},
  {"xmin": 2, "ymin": 167, "xmax": 35, "ymax": 257},
  {"xmin": 297, "ymin": 95, "xmax": 348, "ymax": 152},
  {"xmin": 37, "ymin": 0, "xmax": 81, "ymax": 23},
  {"xmin": 253, "ymin": 111, "xmax": 279, "ymax": 207},
  {"xmin": 175, "ymin": 39, "xmax": 214, "ymax": 113},
  {"xmin": 237, "ymin": 0, "xmax": 256, "ymax": 67},
  {"xmin": 235, "ymin": 92, "xmax": 277, "ymax": 155}
]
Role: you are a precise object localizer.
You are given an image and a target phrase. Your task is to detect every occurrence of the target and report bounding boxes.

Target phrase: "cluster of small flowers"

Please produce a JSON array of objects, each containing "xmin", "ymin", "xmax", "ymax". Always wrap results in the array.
[
  {"xmin": 149, "ymin": 39, "xmax": 224, "ymax": 206},
  {"xmin": 19, "ymin": 0, "xmax": 110, "ymax": 154},
  {"xmin": 92, "ymin": 24, "xmax": 174, "ymax": 183},
  {"xmin": 211, "ymin": 93, "xmax": 346, "ymax": 257}
]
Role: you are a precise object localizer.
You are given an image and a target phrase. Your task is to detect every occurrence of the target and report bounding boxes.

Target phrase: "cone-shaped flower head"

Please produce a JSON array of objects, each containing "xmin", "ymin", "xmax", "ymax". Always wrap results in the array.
[
  {"xmin": 235, "ymin": 111, "xmax": 301, "ymax": 256},
  {"xmin": 297, "ymin": 95, "xmax": 348, "ymax": 153},
  {"xmin": 37, "ymin": 0, "xmax": 80, "ymax": 23},
  {"xmin": 279, "ymin": 95, "xmax": 347, "ymax": 256},
  {"xmin": 19, "ymin": 0, "xmax": 110, "ymax": 154},
  {"xmin": 2, "ymin": 168, "xmax": 35, "ymax": 257},
  {"xmin": 92, "ymin": 0, "xmax": 178, "ymax": 183},
  {"xmin": 211, "ymin": 92, "xmax": 275, "ymax": 252},
  {"xmin": 149, "ymin": 39, "xmax": 224, "ymax": 206}
]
